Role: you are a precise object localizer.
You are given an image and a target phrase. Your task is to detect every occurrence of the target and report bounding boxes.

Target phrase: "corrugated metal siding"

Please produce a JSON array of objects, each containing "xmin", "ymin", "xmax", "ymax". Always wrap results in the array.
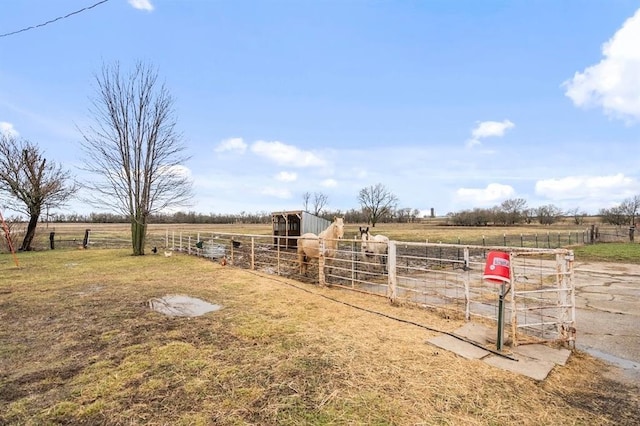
[{"xmin": 301, "ymin": 212, "xmax": 332, "ymax": 235}]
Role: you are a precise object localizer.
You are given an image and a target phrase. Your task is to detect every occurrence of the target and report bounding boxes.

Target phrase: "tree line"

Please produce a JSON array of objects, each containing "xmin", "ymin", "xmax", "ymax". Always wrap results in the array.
[
  {"xmin": 2, "ymin": 61, "xmax": 638, "ymax": 254},
  {"xmin": 446, "ymin": 197, "xmax": 640, "ymax": 227}
]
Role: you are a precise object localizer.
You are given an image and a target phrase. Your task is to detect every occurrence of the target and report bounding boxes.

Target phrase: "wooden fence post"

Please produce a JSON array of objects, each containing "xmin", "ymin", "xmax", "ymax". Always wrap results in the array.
[{"xmin": 82, "ymin": 229, "xmax": 90, "ymax": 249}]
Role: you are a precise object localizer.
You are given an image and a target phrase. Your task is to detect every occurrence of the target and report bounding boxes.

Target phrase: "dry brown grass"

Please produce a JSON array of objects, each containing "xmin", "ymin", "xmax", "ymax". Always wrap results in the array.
[{"xmin": 1, "ymin": 248, "xmax": 638, "ymax": 425}]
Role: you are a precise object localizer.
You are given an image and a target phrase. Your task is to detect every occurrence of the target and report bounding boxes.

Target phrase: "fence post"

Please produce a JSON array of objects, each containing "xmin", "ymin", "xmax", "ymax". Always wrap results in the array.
[
  {"xmin": 464, "ymin": 247, "xmax": 470, "ymax": 321},
  {"xmin": 387, "ymin": 241, "xmax": 397, "ymax": 303},
  {"xmin": 351, "ymin": 239, "xmax": 356, "ymax": 288},
  {"xmin": 251, "ymin": 237, "xmax": 255, "ymax": 270},
  {"xmin": 318, "ymin": 238, "xmax": 326, "ymax": 286},
  {"xmin": 83, "ymin": 229, "xmax": 90, "ymax": 249},
  {"xmin": 510, "ymin": 252, "xmax": 518, "ymax": 347},
  {"xmin": 49, "ymin": 232, "xmax": 55, "ymax": 250},
  {"xmin": 188, "ymin": 236, "xmax": 192, "ymax": 255},
  {"xmin": 276, "ymin": 237, "xmax": 281, "ymax": 274}
]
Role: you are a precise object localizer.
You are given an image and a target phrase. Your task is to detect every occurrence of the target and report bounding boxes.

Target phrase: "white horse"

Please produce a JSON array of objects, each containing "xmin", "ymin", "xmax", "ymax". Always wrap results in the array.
[
  {"xmin": 359, "ymin": 226, "xmax": 389, "ymax": 272},
  {"xmin": 297, "ymin": 217, "xmax": 345, "ymax": 275}
]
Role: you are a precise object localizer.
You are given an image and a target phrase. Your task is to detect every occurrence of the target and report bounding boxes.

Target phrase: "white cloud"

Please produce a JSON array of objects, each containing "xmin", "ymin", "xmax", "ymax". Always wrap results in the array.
[
  {"xmin": 0, "ymin": 121, "xmax": 18, "ymax": 136},
  {"xmin": 128, "ymin": 0, "xmax": 154, "ymax": 11},
  {"xmin": 455, "ymin": 183, "xmax": 516, "ymax": 205},
  {"xmin": 261, "ymin": 186, "xmax": 292, "ymax": 199},
  {"xmin": 251, "ymin": 140, "xmax": 326, "ymax": 167},
  {"xmin": 276, "ymin": 171, "xmax": 297, "ymax": 182},
  {"xmin": 214, "ymin": 137, "xmax": 247, "ymax": 154},
  {"xmin": 563, "ymin": 8, "xmax": 640, "ymax": 122},
  {"xmin": 321, "ymin": 178, "xmax": 338, "ymax": 188},
  {"xmin": 466, "ymin": 120, "xmax": 515, "ymax": 148},
  {"xmin": 535, "ymin": 174, "xmax": 638, "ymax": 200},
  {"xmin": 167, "ymin": 164, "xmax": 192, "ymax": 178}
]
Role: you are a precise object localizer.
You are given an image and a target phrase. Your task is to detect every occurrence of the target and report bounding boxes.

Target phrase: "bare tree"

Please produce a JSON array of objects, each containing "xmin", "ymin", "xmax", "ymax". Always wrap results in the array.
[
  {"xmin": 599, "ymin": 205, "xmax": 626, "ymax": 226},
  {"xmin": 500, "ymin": 198, "xmax": 527, "ymax": 225},
  {"xmin": 357, "ymin": 183, "xmax": 398, "ymax": 227},
  {"xmin": 80, "ymin": 61, "xmax": 193, "ymax": 255},
  {"xmin": 567, "ymin": 207, "xmax": 587, "ymax": 225},
  {"xmin": 312, "ymin": 192, "xmax": 328, "ymax": 216},
  {"xmin": 620, "ymin": 195, "xmax": 640, "ymax": 226},
  {"xmin": 0, "ymin": 134, "xmax": 77, "ymax": 250},
  {"xmin": 302, "ymin": 191, "xmax": 311, "ymax": 212},
  {"xmin": 537, "ymin": 204, "xmax": 563, "ymax": 225}
]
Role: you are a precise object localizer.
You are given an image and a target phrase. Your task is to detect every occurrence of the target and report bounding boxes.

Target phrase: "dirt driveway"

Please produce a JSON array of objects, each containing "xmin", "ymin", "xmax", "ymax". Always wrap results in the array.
[{"xmin": 573, "ymin": 261, "xmax": 640, "ymax": 383}]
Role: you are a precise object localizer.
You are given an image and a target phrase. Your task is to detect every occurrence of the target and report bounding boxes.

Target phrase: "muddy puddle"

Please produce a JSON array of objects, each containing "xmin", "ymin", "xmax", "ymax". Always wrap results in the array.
[{"xmin": 148, "ymin": 295, "xmax": 222, "ymax": 317}]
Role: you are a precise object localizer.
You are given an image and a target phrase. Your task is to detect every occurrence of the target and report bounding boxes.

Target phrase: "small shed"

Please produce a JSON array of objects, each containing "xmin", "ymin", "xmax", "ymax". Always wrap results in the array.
[{"xmin": 272, "ymin": 211, "xmax": 332, "ymax": 249}]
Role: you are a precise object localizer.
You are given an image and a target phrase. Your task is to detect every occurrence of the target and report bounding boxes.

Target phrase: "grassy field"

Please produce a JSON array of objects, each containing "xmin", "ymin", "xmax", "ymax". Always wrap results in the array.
[
  {"xmin": 21, "ymin": 221, "xmax": 639, "ymax": 263},
  {"xmin": 1, "ymin": 248, "xmax": 639, "ymax": 425}
]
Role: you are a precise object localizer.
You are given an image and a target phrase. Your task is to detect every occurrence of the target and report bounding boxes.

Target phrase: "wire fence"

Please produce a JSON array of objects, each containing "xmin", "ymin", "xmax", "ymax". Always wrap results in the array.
[{"xmin": 165, "ymin": 230, "xmax": 576, "ymax": 348}]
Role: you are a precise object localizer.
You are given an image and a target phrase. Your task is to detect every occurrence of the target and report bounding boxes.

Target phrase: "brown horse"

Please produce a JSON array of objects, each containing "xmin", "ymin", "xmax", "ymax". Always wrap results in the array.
[{"xmin": 297, "ymin": 217, "xmax": 345, "ymax": 275}]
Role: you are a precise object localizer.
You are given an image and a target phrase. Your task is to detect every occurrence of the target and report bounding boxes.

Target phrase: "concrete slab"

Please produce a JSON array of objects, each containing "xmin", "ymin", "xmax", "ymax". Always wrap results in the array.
[
  {"xmin": 428, "ymin": 335, "xmax": 491, "ymax": 360},
  {"xmin": 484, "ymin": 354, "xmax": 557, "ymax": 381},
  {"xmin": 428, "ymin": 324, "xmax": 574, "ymax": 381},
  {"xmin": 514, "ymin": 344, "xmax": 571, "ymax": 366},
  {"xmin": 453, "ymin": 322, "xmax": 493, "ymax": 344}
]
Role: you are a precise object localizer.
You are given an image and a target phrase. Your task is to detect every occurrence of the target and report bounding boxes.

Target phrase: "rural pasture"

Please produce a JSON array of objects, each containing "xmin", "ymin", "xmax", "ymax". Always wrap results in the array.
[{"xmin": 1, "ymin": 222, "xmax": 639, "ymax": 424}]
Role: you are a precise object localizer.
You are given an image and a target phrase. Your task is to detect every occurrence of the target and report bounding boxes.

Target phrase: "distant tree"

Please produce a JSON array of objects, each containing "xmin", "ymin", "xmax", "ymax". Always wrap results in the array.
[
  {"xmin": 522, "ymin": 208, "xmax": 534, "ymax": 224},
  {"xmin": 312, "ymin": 192, "xmax": 328, "ymax": 216},
  {"xmin": 80, "ymin": 61, "xmax": 193, "ymax": 255},
  {"xmin": 567, "ymin": 207, "xmax": 587, "ymax": 225},
  {"xmin": 358, "ymin": 183, "xmax": 398, "ymax": 227},
  {"xmin": 449, "ymin": 208, "xmax": 493, "ymax": 226},
  {"xmin": 620, "ymin": 195, "xmax": 640, "ymax": 226},
  {"xmin": 599, "ymin": 205, "xmax": 627, "ymax": 226},
  {"xmin": 537, "ymin": 204, "xmax": 563, "ymax": 225},
  {"xmin": 343, "ymin": 208, "xmax": 365, "ymax": 224},
  {"xmin": 0, "ymin": 133, "xmax": 78, "ymax": 251},
  {"xmin": 396, "ymin": 207, "xmax": 413, "ymax": 223},
  {"xmin": 500, "ymin": 198, "xmax": 527, "ymax": 225},
  {"xmin": 302, "ymin": 192, "xmax": 311, "ymax": 212}
]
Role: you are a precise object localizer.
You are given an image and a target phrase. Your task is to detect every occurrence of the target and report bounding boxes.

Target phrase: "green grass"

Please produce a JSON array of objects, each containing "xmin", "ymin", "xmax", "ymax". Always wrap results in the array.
[{"xmin": 571, "ymin": 242, "xmax": 640, "ymax": 263}]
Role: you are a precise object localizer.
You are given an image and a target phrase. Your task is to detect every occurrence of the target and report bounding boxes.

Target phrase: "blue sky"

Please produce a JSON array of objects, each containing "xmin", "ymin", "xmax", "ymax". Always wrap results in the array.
[{"xmin": 1, "ymin": 0, "xmax": 640, "ymax": 217}]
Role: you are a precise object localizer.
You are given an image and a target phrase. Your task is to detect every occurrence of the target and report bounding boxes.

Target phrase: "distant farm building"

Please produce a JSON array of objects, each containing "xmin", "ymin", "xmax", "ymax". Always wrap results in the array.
[{"xmin": 271, "ymin": 211, "xmax": 332, "ymax": 249}]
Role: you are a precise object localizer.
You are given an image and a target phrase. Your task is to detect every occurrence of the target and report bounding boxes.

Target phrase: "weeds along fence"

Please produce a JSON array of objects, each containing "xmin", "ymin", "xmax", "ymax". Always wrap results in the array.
[
  {"xmin": 6, "ymin": 227, "xmax": 196, "ymax": 252},
  {"xmin": 2, "ymin": 224, "xmax": 634, "ymax": 253},
  {"xmin": 1, "ymin": 226, "xmax": 168, "ymax": 251},
  {"xmin": 167, "ymin": 230, "xmax": 575, "ymax": 347}
]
